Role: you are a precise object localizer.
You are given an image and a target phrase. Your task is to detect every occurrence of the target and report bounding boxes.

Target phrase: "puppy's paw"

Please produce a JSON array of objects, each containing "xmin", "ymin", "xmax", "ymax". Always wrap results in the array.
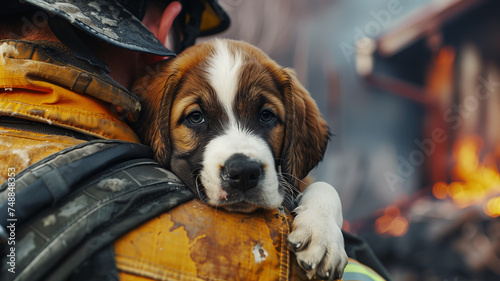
[{"xmin": 288, "ymin": 182, "xmax": 348, "ymax": 280}]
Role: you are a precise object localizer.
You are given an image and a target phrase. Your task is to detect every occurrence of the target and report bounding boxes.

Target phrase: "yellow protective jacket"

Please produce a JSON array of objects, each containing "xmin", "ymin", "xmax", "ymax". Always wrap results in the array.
[{"xmin": 0, "ymin": 40, "xmax": 388, "ymax": 281}]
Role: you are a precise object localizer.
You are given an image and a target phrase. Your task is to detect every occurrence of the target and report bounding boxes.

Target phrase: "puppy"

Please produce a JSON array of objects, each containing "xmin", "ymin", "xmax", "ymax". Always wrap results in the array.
[{"xmin": 132, "ymin": 39, "xmax": 348, "ymax": 280}]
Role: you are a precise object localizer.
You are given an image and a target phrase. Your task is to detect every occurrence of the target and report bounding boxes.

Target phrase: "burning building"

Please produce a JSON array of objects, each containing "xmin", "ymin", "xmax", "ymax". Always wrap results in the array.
[{"xmin": 355, "ymin": 0, "xmax": 500, "ymax": 279}]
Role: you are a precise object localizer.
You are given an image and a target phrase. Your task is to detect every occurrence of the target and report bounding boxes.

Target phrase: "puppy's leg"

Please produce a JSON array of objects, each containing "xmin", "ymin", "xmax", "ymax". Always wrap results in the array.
[{"xmin": 288, "ymin": 182, "xmax": 348, "ymax": 280}]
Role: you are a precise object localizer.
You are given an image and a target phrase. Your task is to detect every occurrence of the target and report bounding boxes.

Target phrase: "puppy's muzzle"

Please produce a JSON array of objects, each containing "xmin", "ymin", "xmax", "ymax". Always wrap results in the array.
[{"xmin": 222, "ymin": 154, "xmax": 263, "ymax": 191}]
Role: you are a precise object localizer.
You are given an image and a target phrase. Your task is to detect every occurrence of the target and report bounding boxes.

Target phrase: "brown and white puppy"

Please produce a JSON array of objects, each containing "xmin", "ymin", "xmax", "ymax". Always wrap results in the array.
[{"xmin": 132, "ymin": 39, "xmax": 347, "ymax": 280}]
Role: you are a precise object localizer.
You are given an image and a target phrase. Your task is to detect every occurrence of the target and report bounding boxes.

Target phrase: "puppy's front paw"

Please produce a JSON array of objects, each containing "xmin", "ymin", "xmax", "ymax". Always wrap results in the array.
[{"xmin": 288, "ymin": 182, "xmax": 348, "ymax": 280}]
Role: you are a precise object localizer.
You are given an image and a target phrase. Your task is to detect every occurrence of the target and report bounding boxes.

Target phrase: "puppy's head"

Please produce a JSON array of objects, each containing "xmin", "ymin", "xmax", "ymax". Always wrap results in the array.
[{"xmin": 133, "ymin": 39, "xmax": 329, "ymax": 213}]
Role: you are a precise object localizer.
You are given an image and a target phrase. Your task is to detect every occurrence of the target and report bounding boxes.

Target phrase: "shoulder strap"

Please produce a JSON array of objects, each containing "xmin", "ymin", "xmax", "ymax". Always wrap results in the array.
[
  {"xmin": 0, "ymin": 140, "xmax": 153, "ymax": 228},
  {"xmin": 0, "ymin": 140, "xmax": 194, "ymax": 281}
]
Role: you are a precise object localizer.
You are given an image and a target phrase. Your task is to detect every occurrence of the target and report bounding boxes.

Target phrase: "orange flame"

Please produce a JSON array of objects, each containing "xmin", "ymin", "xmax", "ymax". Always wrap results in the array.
[
  {"xmin": 484, "ymin": 196, "xmax": 500, "ymax": 218},
  {"xmin": 375, "ymin": 206, "xmax": 409, "ymax": 237},
  {"xmin": 432, "ymin": 136, "xmax": 500, "ymax": 216}
]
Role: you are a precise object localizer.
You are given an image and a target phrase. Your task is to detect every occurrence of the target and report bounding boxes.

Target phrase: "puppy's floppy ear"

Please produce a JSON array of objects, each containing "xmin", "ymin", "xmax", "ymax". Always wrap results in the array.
[
  {"xmin": 132, "ymin": 60, "xmax": 180, "ymax": 168},
  {"xmin": 280, "ymin": 68, "xmax": 330, "ymax": 186}
]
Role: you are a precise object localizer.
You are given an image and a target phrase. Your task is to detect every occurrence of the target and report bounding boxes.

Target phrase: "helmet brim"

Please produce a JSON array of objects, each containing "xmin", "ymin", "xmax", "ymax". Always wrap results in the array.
[{"xmin": 24, "ymin": 0, "xmax": 176, "ymax": 56}]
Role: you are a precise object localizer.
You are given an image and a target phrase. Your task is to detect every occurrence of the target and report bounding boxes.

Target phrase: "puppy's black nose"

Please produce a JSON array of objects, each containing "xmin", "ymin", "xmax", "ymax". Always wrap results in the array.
[{"xmin": 223, "ymin": 154, "xmax": 262, "ymax": 191}]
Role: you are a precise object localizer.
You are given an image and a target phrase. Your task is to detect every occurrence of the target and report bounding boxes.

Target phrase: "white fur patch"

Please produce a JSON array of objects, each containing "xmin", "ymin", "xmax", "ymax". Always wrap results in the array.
[
  {"xmin": 201, "ymin": 40, "xmax": 283, "ymax": 209},
  {"xmin": 205, "ymin": 39, "xmax": 243, "ymax": 125},
  {"xmin": 287, "ymin": 182, "xmax": 348, "ymax": 279},
  {"xmin": 200, "ymin": 124, "xmax": 282, "ymax": 208}
]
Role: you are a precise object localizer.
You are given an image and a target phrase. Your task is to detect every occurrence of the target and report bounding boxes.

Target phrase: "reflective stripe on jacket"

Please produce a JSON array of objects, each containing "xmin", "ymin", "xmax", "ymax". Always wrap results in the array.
[{"xmin": 343, "ymin": 259, "xmax": 386, "ymax": 281}]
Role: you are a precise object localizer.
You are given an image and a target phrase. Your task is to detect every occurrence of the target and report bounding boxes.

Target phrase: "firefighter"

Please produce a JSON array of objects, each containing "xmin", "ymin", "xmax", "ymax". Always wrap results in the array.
[{"xmin": 0, "ymin": 1, "xmax": 390, "ymax": 280}]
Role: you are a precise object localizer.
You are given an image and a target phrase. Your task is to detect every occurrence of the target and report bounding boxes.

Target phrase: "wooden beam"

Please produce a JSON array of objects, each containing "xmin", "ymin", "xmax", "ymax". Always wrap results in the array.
[{"xmin": 377, "ymin": 0, "xmax": 485, "ymax": 57}]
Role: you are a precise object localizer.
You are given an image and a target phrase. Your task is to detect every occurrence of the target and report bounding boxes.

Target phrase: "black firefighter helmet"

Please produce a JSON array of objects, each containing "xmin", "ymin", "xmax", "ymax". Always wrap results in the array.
[{"xmin": 3, "ymin": 0, "xmax": 230, "ymax": 56}]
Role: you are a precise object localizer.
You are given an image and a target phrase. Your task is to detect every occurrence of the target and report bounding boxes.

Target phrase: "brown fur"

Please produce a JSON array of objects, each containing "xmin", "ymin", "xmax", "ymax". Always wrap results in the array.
[{"xmin": 132, "ymin": 39, "xmax": 330, "ymax": 192}]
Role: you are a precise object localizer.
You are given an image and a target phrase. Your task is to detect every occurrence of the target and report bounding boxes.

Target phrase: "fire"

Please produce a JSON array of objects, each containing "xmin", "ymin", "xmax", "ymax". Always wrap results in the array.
[
  {"xmin": 484, "ymin": 196, "xmax": 500, "ymax": 218},
  {"xmin": 375, "ymin": 206, "xmax": 409, "ymax": 237},
  {"xmin": 432, "ymin": 136, "xmax": 500, "ymax": 216}
]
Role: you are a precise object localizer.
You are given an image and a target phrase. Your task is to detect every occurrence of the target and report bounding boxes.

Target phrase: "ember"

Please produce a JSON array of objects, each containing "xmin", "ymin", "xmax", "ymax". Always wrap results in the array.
[{"xmin": 374, "ymin": 206, "xmax": 409, "ymax": 237}]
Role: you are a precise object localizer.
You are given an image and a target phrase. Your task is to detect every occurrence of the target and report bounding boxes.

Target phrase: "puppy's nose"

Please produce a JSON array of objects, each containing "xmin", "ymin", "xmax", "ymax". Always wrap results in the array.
[{"xmin": 223, "ymin": 154, "xmax": 262, "ymax": 191}]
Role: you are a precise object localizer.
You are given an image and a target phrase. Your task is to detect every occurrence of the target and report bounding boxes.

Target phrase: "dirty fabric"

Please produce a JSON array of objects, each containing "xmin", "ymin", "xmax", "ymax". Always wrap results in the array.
[
  {"xmin": 115, "ymin": 201, "xmax": 302, "ymax": 281},
  {"xmin": 0, "ymin": 40, "xmax": 141, "ymax": 140}
]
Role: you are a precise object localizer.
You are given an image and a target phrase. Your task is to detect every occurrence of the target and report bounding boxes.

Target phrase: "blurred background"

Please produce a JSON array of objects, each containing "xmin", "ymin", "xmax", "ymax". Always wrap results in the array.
[{"xmin": 204, "ymin": 0, "xmax": 500, "ymax": 280}]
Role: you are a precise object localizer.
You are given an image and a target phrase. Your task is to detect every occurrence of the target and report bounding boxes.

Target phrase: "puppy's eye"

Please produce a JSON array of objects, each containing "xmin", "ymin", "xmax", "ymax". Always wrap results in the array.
[
  {"xmin": 187, "ymin": 111, "xmax": 205, "ymax": 124},
  {"xmin": 260, "ymin": 109, "xmax": 276, "ymax": 123}
]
